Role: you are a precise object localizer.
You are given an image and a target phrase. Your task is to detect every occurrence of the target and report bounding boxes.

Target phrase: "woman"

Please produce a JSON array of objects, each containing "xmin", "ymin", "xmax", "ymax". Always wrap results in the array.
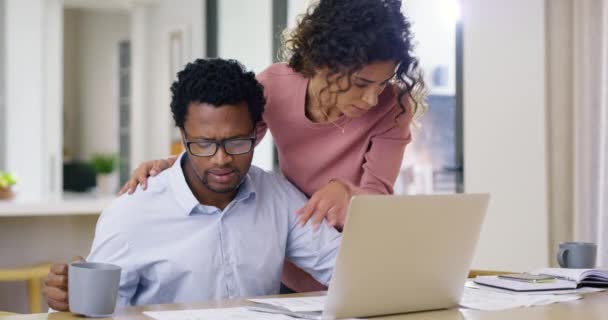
[{"xmin": 120, "ymin": 0, "xmax": 426, "ymax": 292}]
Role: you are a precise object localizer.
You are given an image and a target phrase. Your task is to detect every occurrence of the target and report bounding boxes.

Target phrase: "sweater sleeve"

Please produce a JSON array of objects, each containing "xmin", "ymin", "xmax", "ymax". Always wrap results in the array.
[
  {"xmin": 253, "ymin": 65, "xmax": 274, "ymax": 147},
  {"xmin": 337, "ymin": 99, "xmax": 413, "ymax": 195}
]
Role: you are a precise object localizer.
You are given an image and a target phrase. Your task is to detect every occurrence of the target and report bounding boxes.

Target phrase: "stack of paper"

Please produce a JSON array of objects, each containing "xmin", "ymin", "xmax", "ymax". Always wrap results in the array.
[
  {"xmin": 145, "ymin": 307, "xmax": 295, "ymax": 320},
  {"xmin": 463, "ymin": 277, "xmax": 606, "ymax": 311},
  {"xmin": 460, "ymin": 287, "xmax": 582, "ymax": 311},
  {"xmin": 248, "ymin": 296, "xmax": 325, "ymax": 312}
]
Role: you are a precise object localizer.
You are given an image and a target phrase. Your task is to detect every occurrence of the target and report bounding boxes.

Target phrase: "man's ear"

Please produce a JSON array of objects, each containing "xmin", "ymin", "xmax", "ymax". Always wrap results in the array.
[
  {"xmin": 180, "ymin": 128, "xmax": 187, "ymax": 147},
  {"xmin": 253, "ymin": 123, "xmax": 262, "ymax": 143}
]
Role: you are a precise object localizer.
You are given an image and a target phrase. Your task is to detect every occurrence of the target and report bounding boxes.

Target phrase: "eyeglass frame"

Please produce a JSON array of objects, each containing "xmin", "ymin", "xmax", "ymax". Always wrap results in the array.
[{"xmin": 183, "ymin": 129, "xmax": 256, "ymax": 157}]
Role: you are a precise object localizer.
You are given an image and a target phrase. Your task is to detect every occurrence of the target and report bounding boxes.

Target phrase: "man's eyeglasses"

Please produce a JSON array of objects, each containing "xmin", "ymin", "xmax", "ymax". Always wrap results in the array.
[{"xmin": 184, "ymin": 131, "xmax": 255, "ymax": 157}]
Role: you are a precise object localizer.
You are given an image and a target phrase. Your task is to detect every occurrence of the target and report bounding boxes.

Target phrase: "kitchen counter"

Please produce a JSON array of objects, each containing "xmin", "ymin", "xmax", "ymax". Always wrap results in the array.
[{"xmin": 0, "ymin": 194, "xmax": 113, "ymax": 217}]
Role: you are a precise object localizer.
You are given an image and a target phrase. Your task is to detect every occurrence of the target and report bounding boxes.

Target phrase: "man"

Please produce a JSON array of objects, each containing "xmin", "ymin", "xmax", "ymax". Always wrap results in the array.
[{"xmin": 43, "ymin": 58, "xmax": 341, "ymax": 311}]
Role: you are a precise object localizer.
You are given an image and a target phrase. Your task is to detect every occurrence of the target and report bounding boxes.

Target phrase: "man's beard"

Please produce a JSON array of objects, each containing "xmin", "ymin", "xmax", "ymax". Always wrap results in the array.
[
  {"xmin": 201, "ymin": 169, "xmax": 244, "ymax": 193},
  {"xmin": 186, "ymin": 154, "xmax": 245, "ymax": 194}
]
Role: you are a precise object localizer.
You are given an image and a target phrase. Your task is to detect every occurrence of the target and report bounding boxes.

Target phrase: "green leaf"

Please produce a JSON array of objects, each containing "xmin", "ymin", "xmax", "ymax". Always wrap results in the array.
[
  {"xmin": 5, "ymin": 173, "xmax": 16, "ymax": 185},
  {"xmin": 0, "ymin": 171, "xmax": 17, "ymax": 187},
  {"xmin": 90, "ymin": 154, "xmax": 117, "ymax": 174}
]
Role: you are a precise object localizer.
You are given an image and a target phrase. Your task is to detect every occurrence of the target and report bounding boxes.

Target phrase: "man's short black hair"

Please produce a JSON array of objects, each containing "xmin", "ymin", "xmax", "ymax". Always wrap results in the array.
[{"xmin": 170, "ymin": 58, "xmax": 265, "ymax": 129}]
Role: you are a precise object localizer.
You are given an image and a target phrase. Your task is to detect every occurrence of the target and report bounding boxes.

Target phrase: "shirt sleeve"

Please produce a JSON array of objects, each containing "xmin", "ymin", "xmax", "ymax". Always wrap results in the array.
[
  {"xmin": 337, "ymin": 97, "xmax": 413, "ymax": 195},
  {"xmin": 282, "ymin": 180, "xmax": 342, "ymax": 286},
  {"xmin": 86, "ymin": 205, "xmax": 140, "ymax": 309}
]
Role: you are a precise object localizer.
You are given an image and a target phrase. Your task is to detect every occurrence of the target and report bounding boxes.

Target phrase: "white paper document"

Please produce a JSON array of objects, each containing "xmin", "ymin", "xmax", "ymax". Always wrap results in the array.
[
  {"xmin": 144, "ymin": 307, "xmax": 296, "ymax": 320},
  {"xmin": 247, "ymin": 296, "xmax": 326, "ymax": 312},
  {"xmin": 460, "ymin": 287, "xmax": 582, "ymax": 311}
]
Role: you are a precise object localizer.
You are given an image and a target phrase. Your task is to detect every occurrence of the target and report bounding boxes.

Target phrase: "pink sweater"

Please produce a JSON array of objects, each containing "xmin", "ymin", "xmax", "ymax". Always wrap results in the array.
[{"xmin": 256, "ymin": 64, "xmax": 412, "ymax": 197}]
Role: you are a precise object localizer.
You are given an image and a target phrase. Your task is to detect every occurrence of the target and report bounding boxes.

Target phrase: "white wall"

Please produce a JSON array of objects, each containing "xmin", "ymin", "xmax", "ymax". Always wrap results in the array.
[
  {"xmin": 463, "ymin": 0, "xmax": 549, "ymax": 270},
  {"xmin": 217, "ymin": 0, "xmax": 275, "ymax": 170},
  {"xmin": 1, "ymin": 0, "xmax": 70, "ymax": 312},
  {"xmin": 5, "ymin": 2, "xmax": 128, "ymax": 200},
  {"xmin": 44, "ymin": 0, "xmax": 63, "ymax": 199},
  {"xmin": 218, "ymin": 0, "xmax": 272, "ymax": 73},
  {"xmin": 131, "ymin": 0, "xmax": 275, "ymax": 170},
  {"xmin": 403, "ymin": 0, "xmax": 458, "ymax": 96},
  {"xmin": 130, "ymin": 5, "xmax": 148, "ymax": 171},
  {"xmin": 130, "ymin": 0, "xmax": 205, "ymax": 169},
  {"xmin": 546, "ymin": 0, "xmax": 574, "ymax": 264},
  {"xmin": 63, "ymin": 9, "xmax": 129, "ymax": 161},
  {"xmin": 4, "ymin": 0, "xmax": 62, "ymax": 200},
  {"xmin": 0, "ymin": 0, "xmax": 5, "ymax": 171},
  {"xmin": 5, "ymin": 0, "xmax": 45, "ymax": 200},
  {"xmin": 78, "ymin": 10, "xmax": 130, "ymax": 159},
  {"xmin": 287, "ymin": 0, "xmax": 307, "ymax": 27},
  {"xmin": 63, "ymin": 9, "xmax": 81, "ymax": 159}
]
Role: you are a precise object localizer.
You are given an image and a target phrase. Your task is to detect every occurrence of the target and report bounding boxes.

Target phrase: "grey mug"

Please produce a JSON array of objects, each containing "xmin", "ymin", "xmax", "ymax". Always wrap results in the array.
[
  {"xmin": 68, "ymin": 262, "xmax": 121, "ymax": 317},
  {"xmin": 556, "ymin": 242, "xmax": 597, "ymax": 269}
]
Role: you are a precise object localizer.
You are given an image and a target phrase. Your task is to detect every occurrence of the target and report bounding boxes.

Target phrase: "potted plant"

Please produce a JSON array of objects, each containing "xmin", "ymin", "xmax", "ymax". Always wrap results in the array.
[
  {"xmin": 90, "ymin": 154, "xmax": 118, "ymax": 196},
  {"xmin": 0, "ymin": 171, "xmax": 18, "ymax": 200}
]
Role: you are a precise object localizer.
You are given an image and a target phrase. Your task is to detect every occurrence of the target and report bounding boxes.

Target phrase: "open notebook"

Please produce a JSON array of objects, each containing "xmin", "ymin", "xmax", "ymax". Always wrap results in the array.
[
  {"xmin": 473, "ymin": 276, "xmax": 577, "ymax": 292},
  {"xmin": 474, "ymin": 268, "xmax": 608, "ymax": 292},
  {"xmin": 533, "ymin": 268, "xmax": 608, "ymax": 286}
]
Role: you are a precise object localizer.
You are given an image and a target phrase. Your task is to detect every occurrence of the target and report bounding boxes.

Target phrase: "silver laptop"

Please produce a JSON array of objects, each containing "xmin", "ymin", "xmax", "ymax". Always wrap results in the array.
[{"xmin": 251, "ymin": 194, "xmax": 489, "ymax": 319}]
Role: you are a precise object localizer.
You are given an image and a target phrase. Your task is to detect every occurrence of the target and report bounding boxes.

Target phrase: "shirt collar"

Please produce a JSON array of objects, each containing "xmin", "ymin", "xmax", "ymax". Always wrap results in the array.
[
  {"xmin": 168, "ymin": 152, "xmax": 257, "ymax": 216},
  {"xmin": 234, "ymin": 173, "xmax": 256, "ymax": 203}
]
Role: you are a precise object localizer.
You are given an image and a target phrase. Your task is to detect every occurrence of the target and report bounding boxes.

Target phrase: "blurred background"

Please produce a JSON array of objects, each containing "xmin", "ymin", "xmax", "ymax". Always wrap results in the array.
[{"xmin": 0, "ymin": 0, "xmax": 607, "ymax": 314}]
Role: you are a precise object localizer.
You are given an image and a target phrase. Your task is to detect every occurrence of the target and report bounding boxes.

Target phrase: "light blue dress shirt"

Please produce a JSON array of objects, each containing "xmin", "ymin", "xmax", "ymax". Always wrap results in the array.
[{"xmin": 86, "ymin": 153, "xmax": 341, "ymax": 308}]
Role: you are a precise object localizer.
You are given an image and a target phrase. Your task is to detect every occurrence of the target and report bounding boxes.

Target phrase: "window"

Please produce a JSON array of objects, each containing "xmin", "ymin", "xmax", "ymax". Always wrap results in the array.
[{"xmin": 394, "ymin": 0, "xmax": 463, "ymax": 194}]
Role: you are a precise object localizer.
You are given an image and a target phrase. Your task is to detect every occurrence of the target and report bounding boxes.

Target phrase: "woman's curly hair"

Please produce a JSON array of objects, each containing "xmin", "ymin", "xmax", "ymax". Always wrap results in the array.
[
  {"xmin": 282, "ymin": 0, "xmax": 426, "ymax": 119},
  {"xmin": 170, "ymin": 58, "xmax": 266, "ymax": 129}
]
